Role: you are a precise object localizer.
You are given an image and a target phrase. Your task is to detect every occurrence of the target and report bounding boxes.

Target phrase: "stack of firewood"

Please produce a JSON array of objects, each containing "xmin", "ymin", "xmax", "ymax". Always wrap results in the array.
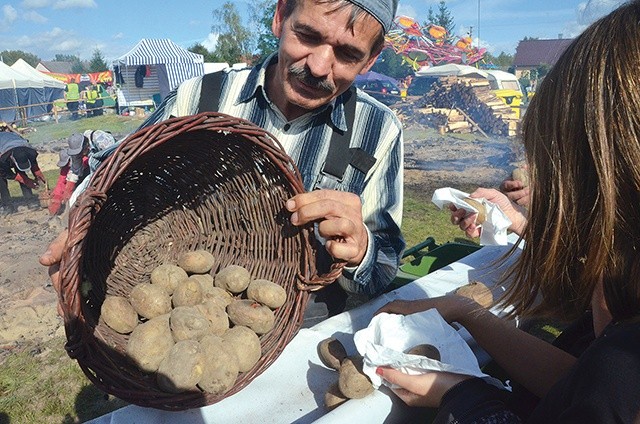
[{"xmin": 414, "ymin": 76, "xmax": 520, "ymax": 137}]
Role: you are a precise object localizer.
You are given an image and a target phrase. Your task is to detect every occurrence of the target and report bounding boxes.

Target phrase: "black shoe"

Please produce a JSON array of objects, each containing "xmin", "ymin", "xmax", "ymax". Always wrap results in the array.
[{"xmin": 0, "ymin": 204, "xmax": 16, "ymax": 216}]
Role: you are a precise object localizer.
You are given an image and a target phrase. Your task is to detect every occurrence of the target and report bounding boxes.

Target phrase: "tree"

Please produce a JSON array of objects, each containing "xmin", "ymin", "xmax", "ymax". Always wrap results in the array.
[
  {"xmin": 54, "ymin": 54, "xmax": 85, "ymax": 73},
  {"xmin": 88, "ymin": 48, "xmax": 108, "ymax": 72},
  {"xmin": 483, "ymin": 51, "xmax": 514, "ymax": 69},
  {"xmin": 251, "ymin": 0, "xmax": 278, "ymax": 60},
  {"xmin": 371, "ymin": 48, "xmax": 413, "ymax": 80},
  {"xmin": 0, "ymin": 50, "xmax": 41, "ymax": 67},
  {"xmin": 212, "ymin": 2, "xmax": 253, "ymax": 64},
  {"xmin": 188, "ymin": 43, "xmax": 218, "ymax": 62},
  {"xmin": 426, "ymin": 1, "xmax": 455, "ymax": 37}
]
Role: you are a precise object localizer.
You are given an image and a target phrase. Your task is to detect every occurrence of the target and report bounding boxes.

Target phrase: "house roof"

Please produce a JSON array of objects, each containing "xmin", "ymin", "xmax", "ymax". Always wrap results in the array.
[
  {"xmin": 36, "ymin": 61, "xmax": 75, "ymax": 74},
  {"xmin": 513, "ymin": 39, "xmax": 574, "ymax": 68}
]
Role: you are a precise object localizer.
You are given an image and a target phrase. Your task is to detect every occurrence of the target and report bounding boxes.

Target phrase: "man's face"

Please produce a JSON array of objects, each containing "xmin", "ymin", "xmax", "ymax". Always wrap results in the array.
[{"xmin": 271, "ymin": 0, "xmax": 382, "ymax": 118}]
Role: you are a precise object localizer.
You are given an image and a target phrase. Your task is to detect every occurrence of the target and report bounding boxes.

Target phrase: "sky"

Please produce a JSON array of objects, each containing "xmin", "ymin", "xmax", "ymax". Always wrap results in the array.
[{"xmin": 0, "ymin": 0, "xmax": 628, "ymax": 64}]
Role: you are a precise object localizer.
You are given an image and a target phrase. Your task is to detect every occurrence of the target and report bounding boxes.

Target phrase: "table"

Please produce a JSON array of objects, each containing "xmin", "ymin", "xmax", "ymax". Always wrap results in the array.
[{"xmin": 88, "ymin": 239, "xmax": 522, "ymax": 424}]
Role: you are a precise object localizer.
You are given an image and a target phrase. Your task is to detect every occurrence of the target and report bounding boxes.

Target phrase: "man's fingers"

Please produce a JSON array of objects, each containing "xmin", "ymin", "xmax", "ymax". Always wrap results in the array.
[{"xmin": 39, "ymin": 229, "xmax": 68, "ymax": 266}]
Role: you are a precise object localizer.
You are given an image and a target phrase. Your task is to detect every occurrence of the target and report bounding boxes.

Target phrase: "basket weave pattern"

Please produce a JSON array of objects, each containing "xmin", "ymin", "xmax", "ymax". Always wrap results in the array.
[{"xmin": 58, "ymin": 112, "xmax": 343, "ymax": 410}]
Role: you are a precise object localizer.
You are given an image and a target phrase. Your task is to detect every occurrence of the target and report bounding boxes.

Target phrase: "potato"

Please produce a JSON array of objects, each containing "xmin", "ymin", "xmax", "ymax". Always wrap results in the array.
[
  {"xmin": 247, "ymin": 279, "xmax": 287, "ymax": 309},
  {"xmin": 198, "ymin": 334, "xmax": 240, "ymax": 395},
  {"xmin": 170, "ymin": 306, "xmax": 212, "ymax": 342},
  {"xmin": 338, "ymin": 355, "xmax": 374, "ymax": 399},
  {"xmin": 462, "ymin": 197, "xmax": 486, "ymax": 224},
  {"xmin": 324, "ymin": 382, "xmax": 348, "ymax": 410},
  {"xmin": 190, "ymin": 274, "xmax": 216, "ymax": 299},
  {"xmin": 405, "ymin": 344, "xmax": 441, "ymax": 361},
  {"xmin": 100, "ymin": 295, "xmax": 138, "ymax": 334},
  {"xmin": 126, "ymin": 314, "xmax": 174, "ymax": 373},
  {"xmin": 317, "ymin": 337, "xmax": 348, "ymax": 371},
  {"xmin": 226, "ymin": 299, "xmax": 275, "ymax": 335},
  {"xmin": 454, "ymin": 281, "xmax": 494, "ymax": 308},
  {"xmin": 512, "ymin": 167, "xmax": 529, "ymax": 187},
  {"xmin": 129, "ymin": 283, "xmax": 172, "ymax": 320},
  {"xmin": 195, "ymin": 300, "xmax": 230, "ymax": 336},
  {"xmin": 150, "ymin": 264, "xmax": 188, "ymax": 295},
  {"xmin": 177, "ymin": 250, "xmax": 216, "ymax": 274},
  {"xmin": 156, "ymin": 340, "xmax": 205, "ymax": 393},
  {"xmin": 172, "ymin": 277, "xmax": 203, "ymax": 307},
  {"xmin": 222, "ymin": 326, "xmax": 261, "ymax": 372},
  {"xmin": 215, "ymin": 265, "xmax": 251, "ymax": 294},
  {"xmin": 206, "ymin": 286, "xmax": 234, "ymax": 309}
]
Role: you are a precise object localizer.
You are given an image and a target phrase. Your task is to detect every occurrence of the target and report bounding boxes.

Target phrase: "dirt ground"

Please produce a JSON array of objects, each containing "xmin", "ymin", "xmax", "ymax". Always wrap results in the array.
[{"xmin": 0, "ymin": 123, "xmax": 524, "ymax": 358}]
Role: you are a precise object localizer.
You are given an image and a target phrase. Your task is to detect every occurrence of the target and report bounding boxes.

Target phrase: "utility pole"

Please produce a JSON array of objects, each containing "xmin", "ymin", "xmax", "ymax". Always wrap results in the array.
[{"xmin": 478, "ymin": 0, "xmax": 481, "ymax": 48}]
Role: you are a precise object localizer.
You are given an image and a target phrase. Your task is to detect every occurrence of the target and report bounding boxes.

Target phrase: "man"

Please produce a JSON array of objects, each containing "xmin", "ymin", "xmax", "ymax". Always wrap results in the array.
[
  {"xmin": 41, "ymin": 0, "xmax": 404, "ymax": 324},
  {"xmin": 65, "ymin": 79, "xmax": 81, "ymax": 121},
  {"xmin": 0, "ymin": 124, "xmax": 46, "ymax": 213}
]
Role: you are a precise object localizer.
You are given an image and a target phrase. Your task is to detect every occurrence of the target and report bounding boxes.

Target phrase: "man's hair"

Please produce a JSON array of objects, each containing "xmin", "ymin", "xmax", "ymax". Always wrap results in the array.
[
  {"xmin": 502, "ymin": 0, "xmax": 640, "ymax": 323},
  {"xmin": 282, "ymin": 0, "xmax": 386, "ymax": 55}
]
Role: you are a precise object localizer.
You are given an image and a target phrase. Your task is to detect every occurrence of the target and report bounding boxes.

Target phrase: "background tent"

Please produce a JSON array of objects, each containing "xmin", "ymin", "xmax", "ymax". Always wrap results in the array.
[
  {"xmin": 0, "ymin": 61, "xmax": 46, "ymax": 123},
  {"xmin": 354, "ymin": 71, "xmax": 399, "ymax": 86},
  {"xmin": 415, "ymin": 63, "xmax": 489, "ymax": 79},
  {"xmin": 112, "ymin": 39, "xmax": 204, "ymax": 111},
  {"xmin": 11, "ymin": 58, "xmax": 65, "ymax": 113}
]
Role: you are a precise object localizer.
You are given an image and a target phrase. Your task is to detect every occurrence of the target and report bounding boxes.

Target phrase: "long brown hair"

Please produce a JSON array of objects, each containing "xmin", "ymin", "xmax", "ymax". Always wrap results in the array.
[{"xmin": 503, "ymin": 0, "xmax": 640, "ymax": 323}]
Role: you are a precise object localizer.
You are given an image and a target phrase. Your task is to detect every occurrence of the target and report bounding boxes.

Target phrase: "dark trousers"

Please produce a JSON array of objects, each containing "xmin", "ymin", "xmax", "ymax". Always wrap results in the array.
[
  {"xmin": 301, "ymin": 282, "xmax": 349, "ymax": 328},
  {"xmin": 0, "ymin": 177, "xmax": 34, "ymax": 205}
]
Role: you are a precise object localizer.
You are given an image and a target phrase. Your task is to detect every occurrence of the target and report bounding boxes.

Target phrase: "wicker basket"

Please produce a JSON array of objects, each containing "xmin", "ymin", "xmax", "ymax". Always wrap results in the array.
[{"xmin": 58, "ymin": 112, "xmax": 344, "ymax": 410}]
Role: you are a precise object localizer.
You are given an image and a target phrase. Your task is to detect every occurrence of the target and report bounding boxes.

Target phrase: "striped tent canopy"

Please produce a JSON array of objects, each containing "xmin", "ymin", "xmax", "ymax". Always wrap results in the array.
[{"xmin": 113, "ymin": 38, "xmax": 204, "ymax": 96}]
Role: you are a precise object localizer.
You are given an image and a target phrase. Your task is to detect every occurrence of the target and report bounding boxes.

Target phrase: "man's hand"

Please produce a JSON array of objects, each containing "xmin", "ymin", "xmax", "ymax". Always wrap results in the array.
[
  {"xmin": 286, "ymin": 190, "xmax": 368, "ymax": 267},
  {"xmin": 39, "ymin": 229, "xmax": 68, "ymax": 317},
  {"xmin": 14, "ymin": 172, "xmax": 37, "ymax": 189},
  {"xmin": 33, "ymin": 168, "xmax": 47, "ymax": 185},
  {"xmin": 499, "ymin": 178, "xmax": 530, "ymax": 207}
]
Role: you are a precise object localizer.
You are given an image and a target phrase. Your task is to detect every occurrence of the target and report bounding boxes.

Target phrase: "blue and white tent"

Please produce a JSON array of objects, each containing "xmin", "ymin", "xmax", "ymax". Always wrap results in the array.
[
  {"xmin": 112, "ymin": 38, "xmax": 204, "ymax": 111},
  {"xmin": 0, "ymin": 61, "xmax": 46, "ymax": 123}
]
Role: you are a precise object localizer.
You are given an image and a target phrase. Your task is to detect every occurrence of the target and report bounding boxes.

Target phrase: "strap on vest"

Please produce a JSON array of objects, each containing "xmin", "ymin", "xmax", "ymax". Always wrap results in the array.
[{"xmin": 197, "ymin": 71, "xmax": 225, "ymax": 113}]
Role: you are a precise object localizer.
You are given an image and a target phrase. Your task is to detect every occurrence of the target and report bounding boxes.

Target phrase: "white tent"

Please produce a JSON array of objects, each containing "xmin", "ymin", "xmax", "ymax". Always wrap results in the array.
[
  {"xmin": 0, "ymin": 61, "xmax": 46, "ymax": 122},
  {"xmin": 11, "ymin": 58, "xmax": 65, "ymax": 113},
  {"xmin": 112, "ymin": 39, "xmax": 204, "ymax": 111},
  {"xmin": 415, "ymin": 64, "xmax": 489, "ymax": 80}
]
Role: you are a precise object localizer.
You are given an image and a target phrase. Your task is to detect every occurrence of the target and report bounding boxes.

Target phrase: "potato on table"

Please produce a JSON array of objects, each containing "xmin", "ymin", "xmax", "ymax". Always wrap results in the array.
[
  {"xmin": 405, "ymin": 344, "xmax": 441, "ymax": 361},
  {"xmin": 338, "ymin": 355, "xmax": 374, "ymax": 399},
  {"xmin": 129, "ymin": 283, "xmax": 172, "ymax": 320},
  {"xmin": 156, "ymin": 340, "xmax": 206, "ymax": 393},
  {"xmin": 226, "ymin": 299, "xmax": 275, "ymax": 335},
  {"xmin": 222, "ymin": 326, "xmax": 261, "ymax": 373},
  {"xmin": 126, "ymin": 314, "xmax": 174, "ymax": 373},
  {"xmin": 100, "ymin": 295, "xmax": 139, "ymax": 334},
  {"xmin": 324, "ymin": 382, "xmax": 348, "ymax": 410},
  {"xmin": 178, "ymin": 250, "xmax": 216, "ymax": 274},
  {"xmin": 198, "ymin": 334, "xmax": 240, "ymax": 395},
  {"xmin": 317, "ymin": 337, "xmax": 348, "ymax": 371},
  {"xmin": 247, "ymin": 279, "xmax": 287, "ymax": 309}
]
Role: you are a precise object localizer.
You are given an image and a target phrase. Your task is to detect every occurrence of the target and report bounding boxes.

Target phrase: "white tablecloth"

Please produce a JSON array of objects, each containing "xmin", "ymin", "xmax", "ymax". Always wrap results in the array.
[{"xmin": 88, "ymin": 239, "xmax": 522, "ymax": 424}]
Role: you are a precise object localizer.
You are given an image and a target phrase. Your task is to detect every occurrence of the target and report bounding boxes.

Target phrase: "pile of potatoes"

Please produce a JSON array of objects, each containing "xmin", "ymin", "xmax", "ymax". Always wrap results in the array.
[
  {"xmin": 99, "ymin": 249, "xmax": 287, "ymax": 395},
  {"xmin": 318, "ymin": 337, "xmax": 442, "ymax": 410}
]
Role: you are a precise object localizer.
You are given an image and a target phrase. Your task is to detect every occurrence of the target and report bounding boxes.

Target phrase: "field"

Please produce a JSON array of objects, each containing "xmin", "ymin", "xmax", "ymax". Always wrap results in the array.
[{"xmin": 0, "ymin": 113, "xmax": 518, "ymax": 423}]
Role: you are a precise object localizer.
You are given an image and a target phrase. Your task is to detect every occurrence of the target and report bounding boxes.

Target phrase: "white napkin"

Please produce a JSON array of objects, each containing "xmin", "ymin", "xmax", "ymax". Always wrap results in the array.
[
  {"xmin": 431, "ymin": 187, "xmax": 511, "ymax": 245},
  {"xmin": 353, "ymin": 310, "xmax": 506, "ymax": 390}
]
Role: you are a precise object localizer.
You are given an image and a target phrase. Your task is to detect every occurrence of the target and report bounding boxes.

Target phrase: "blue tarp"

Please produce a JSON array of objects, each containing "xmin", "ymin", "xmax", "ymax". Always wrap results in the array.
[{"xmin": 354, "ymin": 71, "xmax": 399, "ymax": 86}]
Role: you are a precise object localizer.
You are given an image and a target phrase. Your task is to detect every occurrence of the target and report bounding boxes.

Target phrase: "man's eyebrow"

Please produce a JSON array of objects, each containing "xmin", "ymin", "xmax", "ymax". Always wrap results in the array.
[{"xmin": 291, "ymin": 22, "xmax": 367, "ymax": 59}]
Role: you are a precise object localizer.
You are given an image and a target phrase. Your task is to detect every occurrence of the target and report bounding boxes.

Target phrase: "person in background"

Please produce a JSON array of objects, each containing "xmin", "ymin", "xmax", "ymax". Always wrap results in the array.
[
  {"xmin": 0, "ymin": 124, "xmax": 46, "ymax": 213},
  {"xmin": 48, "ymin": 149, "xmax": 71, "ymax": 216},
  {"xmin": 84, "ymin": 84, "xmax": 99, "ymax": 117},
  {"xmin": 41, "ymin": 0, "xmax": 405, "ymax": 327},
  {"xmin": 61, "ymin": 133, "xmax": 89, "ymax": 207},
  {"xmin": 65, "ymin": 79, "xmax": 81, "ymax": 121},
  {"xmin": 375, "ymin": 2, "xmax": 640, "ymax": 422}
]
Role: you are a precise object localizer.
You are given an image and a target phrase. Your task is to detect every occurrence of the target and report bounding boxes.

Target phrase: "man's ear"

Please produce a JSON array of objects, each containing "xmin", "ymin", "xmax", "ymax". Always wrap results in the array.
[
  {"xmin": 359, "ymin": 50, "xmax": 382, "ymax": 75},
  {"xmin": 272, "ymin": 0, "xmax": 287, "ymax": 38}
]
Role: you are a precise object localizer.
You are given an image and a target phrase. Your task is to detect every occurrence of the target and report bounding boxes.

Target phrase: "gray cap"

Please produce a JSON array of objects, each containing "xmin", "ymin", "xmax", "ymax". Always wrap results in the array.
[
  {"xmin": 57, "ymin": 149, "xmax": 71, "ymax": 167},
  {"xmin": 348, "ymin": 0, "xmax": 399, "ymax": 33},
  {"xmin": 67, "ymin": 133, "xmax": 85, "ymax": 155}
]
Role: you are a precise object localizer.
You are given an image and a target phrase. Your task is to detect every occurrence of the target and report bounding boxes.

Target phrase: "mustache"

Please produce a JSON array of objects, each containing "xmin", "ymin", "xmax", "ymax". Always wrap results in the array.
[{"xmin": 288, "ymin": 66, "xmax": 335, "ymax": 94}]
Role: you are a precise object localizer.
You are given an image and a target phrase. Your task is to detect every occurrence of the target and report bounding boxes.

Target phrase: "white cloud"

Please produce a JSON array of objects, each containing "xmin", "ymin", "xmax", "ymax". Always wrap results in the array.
[
  {"xmin": 53, "ymin": 0, "xmax": 96, "ymax": 10},
  {"xmin": 113, "ymin": 32, "xmax": 124, "ymax": 40},
  {"xmin": 23, "ymin": 10, "xmax": 47, "ymax": 23},
  {"xmin": 51, "ymin": 38, "xmax": 83, "ymax": 52},
  {"xmin": 202, "ymin": 33, "xmax": 219, "ymax": 51},
  {"xmin": 1, "ymin": 5, "xmax": 19, "ymax": 28},
  {"xmin": 21, "ymin": 0, "xmax": 51, "ymax": 9}
]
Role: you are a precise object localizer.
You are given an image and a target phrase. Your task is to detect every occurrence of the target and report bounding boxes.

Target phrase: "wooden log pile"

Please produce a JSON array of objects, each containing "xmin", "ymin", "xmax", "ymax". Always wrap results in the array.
[{"xmin": 414, "ymin": 76, "xmax": 520, "ymax": 137}]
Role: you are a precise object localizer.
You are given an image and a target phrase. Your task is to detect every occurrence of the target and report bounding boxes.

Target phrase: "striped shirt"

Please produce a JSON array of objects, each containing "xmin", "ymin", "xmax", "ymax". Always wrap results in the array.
[{"xmin": 85, "ymin": 54, "xmax": 405, "ymax": 296}]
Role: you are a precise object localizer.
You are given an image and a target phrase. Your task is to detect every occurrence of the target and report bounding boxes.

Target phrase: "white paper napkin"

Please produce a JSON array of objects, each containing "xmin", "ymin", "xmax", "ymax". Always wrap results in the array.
[
  {"xmin": 431, "ymin": 187, "xmax": 511, "ymax": 245},
  {"xmin": 353, "ymin": 310, "xmax": 506, "ymax": 390}
]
